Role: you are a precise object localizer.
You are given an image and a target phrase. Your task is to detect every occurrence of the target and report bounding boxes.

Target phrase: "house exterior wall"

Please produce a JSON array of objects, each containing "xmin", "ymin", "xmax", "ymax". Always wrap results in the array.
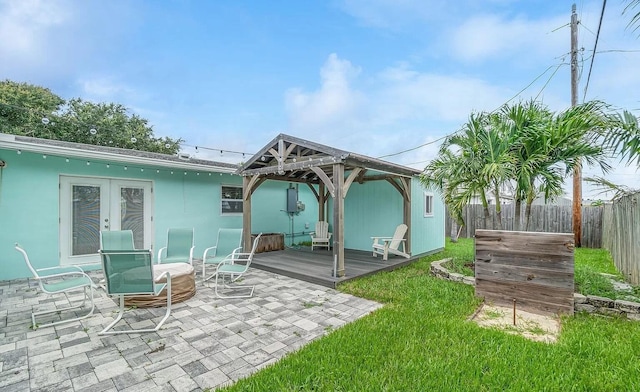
[
  {"xmin": 339, "ymin": 177, "xmax": 444, "ymax": 255},
  {"xmin": 411, "ymin": 179, "xmax": 445, "ymax": 255},
  {"xmin": 0, "ymin": 148, "xmax": 318, "ymax": 280},
  {"xmin": 250, "ymin": 180, "xmax": 319, "ymax": 246}
]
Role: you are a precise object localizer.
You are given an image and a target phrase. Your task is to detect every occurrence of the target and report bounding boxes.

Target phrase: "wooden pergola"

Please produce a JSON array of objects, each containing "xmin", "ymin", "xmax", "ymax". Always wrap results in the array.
[{"xmin": 237, "ymin": 134, "xmax": 421, "ymax": 277}]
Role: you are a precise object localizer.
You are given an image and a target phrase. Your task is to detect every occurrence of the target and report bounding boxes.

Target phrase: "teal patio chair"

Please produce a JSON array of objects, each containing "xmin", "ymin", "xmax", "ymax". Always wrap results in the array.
[
  {"xmin": 100, "ymin": 230, "xmax": 135, "ymax": 251},
  {"xmin": 14, "ymin": 243, "xmax": 95, "ymax": 329},
  {"xmin": 157, "ymin": 228, "xmax": 194, "ymax": 265},
  {"xmin": 202, "ymin": 228, "xmax": 243, "ymax": 278},
  {"xmin": 99, "ymin": 249, "xmax": 172, "ymax": 335},
  {"xmin": 209, "ymin": 233, "xmax": 262, "ymax": 298}
]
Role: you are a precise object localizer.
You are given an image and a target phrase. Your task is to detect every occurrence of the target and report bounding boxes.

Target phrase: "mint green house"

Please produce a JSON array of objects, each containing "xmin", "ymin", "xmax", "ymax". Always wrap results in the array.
[{"xmin": 0, "ymin": 132, "xmax": 444, "ymax": 281}]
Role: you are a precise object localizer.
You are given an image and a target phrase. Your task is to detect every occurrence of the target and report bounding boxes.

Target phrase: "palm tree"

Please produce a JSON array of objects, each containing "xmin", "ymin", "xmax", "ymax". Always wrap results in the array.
[
  {"xmin": 516, "ymin": 101, "xmax": 611, "ymax": 230},
  {"xmin": 492, "ymin": 101, "xmax": 552, "ymax": 230},
  {"xmin": 422, "ymin": 112, "xmax": 514, "ymax": 237},
  {"xmin": 604, "ymin": 110, "xmax": 640, "ymax": 166},
  {"xmin": 624, "ymin": 0, "xmax": 640, "ymax": 34}
]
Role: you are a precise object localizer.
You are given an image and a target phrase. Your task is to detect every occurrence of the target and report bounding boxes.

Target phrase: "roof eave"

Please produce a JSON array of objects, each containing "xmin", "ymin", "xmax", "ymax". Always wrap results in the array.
[{"xmin": 0, "ymin": 133, "xmax": 238, "ymax": 173}]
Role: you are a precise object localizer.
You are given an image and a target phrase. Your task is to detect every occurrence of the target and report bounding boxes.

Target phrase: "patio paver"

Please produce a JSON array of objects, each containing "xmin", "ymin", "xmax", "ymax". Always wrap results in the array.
[{"xmin": 0, "ymin": 259, "xmax": 382, "ymax": 391}]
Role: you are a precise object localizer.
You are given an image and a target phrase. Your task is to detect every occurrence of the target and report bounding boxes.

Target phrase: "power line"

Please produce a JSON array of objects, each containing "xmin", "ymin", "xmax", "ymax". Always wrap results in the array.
[
  {"xmin": 583, "ymin": 0, "xmax": 607, "ymax": 102},
  {"xmin": 376, "ymin": 135, "xmax": 449, "ymax": 159},
  {"xmin": 376, "ymin": 61, "xmax": 567, "ymax": 160}
]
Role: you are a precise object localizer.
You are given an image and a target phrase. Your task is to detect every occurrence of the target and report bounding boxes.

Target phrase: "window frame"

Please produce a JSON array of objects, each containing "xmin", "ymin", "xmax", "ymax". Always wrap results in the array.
[
  {"xmin": 423, "ymin": 192, "xmax": 434, "ymax": 217},
  {"xmin": 221, "ymin": 184, "xmax": 243, "ymax": 215}
]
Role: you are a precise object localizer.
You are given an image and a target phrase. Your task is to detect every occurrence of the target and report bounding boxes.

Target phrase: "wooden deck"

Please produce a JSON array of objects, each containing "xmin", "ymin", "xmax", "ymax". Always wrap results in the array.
[{"xmin": 251, "ymin": 247, "xmax": 421, "ymax": 288}]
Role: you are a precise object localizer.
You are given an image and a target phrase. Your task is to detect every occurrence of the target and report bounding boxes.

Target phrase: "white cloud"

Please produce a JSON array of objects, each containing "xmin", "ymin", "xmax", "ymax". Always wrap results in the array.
[
  {"xmin": 285, "ymin": 53, "xmax": 365, "ymax": 137},
  {"xmin": 448, "ymin": 13, "xmax": 567, "ymax": 64},
  {"xmin": 284, "ymin": 54, "xmax": 515, "ymax": 159},
  {"xmin": 338, "ymin": 0, "xmax": 447, "ymax": 29},
  {"xmin": 0, "ymin": 0, "xmax": 70, "ymax": 54},
  {"xmin": 79, "ymin": 77, "xmax": 135, "ymax": 100}
]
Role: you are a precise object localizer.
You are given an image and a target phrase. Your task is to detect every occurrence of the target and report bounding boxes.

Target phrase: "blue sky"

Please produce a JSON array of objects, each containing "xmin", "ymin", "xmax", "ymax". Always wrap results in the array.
[{"xmin": 1, "ymin": 0, "xmax": 639, "ymax": 198}]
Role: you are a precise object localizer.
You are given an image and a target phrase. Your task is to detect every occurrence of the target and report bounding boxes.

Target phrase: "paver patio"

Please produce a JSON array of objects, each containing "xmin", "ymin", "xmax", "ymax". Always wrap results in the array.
[{"xmin": 0, "ymin": 259, "xmax": 382, "ymax": 391}]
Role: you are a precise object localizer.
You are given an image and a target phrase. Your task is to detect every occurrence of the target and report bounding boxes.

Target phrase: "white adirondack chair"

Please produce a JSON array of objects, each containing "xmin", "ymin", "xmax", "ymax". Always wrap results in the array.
[
  {"xmin": 309, "ymin": 221, "xmax": 332, "ymax": 250},
  {"xmin": 372, "ymin": 223, "xmax": 410, "ymax": 261}
]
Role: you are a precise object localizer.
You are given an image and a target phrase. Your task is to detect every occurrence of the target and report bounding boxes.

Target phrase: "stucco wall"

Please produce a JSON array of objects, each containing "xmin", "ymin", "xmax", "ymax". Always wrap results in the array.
[{"xmin": 0, "ymin": 148, "xmax": 319, "ymax": 280}]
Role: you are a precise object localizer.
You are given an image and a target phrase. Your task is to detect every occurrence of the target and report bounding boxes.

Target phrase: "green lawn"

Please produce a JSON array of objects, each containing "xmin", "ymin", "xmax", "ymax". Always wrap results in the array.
[
  {"xmin": 443, "ymin": 238, "xmax": 637, "ymax": 300},
  {"xmin": 220, "ymin": 239, "xmax": 640, "ymax": 391}
]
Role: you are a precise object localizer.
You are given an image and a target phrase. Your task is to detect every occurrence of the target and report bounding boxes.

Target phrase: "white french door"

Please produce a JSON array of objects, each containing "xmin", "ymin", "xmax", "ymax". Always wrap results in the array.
[{"xmin": 59, "ymin": 176, "xmax": 153, "ymax": 265}]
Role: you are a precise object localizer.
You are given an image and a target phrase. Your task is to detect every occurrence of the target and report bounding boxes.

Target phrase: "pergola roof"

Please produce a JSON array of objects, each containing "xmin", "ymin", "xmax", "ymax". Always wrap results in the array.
[{"xmin": 237, "ymin": 133, "xmax": 421, "ymax": 182}]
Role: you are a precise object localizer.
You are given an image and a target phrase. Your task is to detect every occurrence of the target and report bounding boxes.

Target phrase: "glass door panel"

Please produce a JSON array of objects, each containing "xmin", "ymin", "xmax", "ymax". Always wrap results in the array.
[
  {"xmin": 71, "ymin": 185, "xmax": 102, "ymax": 256},
  {"xmin": 111, "ymin": 180, "xmax": 151, "ymax": 250}
]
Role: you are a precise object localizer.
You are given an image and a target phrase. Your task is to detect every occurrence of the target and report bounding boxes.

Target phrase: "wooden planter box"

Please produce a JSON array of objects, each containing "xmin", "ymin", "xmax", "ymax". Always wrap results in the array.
[{"xmin": 252, "ymin": 233, "xmax": 284, "ymax": 253}]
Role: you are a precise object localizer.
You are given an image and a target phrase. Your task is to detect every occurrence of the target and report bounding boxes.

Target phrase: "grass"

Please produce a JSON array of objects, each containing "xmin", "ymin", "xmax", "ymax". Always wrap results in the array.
[
  {"xmin": 220, "ymin": 239, "xmax": 640, "ymax": 391},
  {"xmin": 441, "ymin": 238, "xmax": 636, "ymax": 300}
]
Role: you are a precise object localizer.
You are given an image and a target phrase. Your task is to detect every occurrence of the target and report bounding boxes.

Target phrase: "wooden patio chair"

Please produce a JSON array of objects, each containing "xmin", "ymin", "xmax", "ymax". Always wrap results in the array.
[
  {"xmin": 99, "ymin": 249, "xmax": 172, "ymax": 335},
  {"xmin": 202, "ymin": 228, "xmax": 243, "ymax": 278},
  {"xmin": 309, "ymin": 221, "xmax": 332, "ymax": 250},
  {"xmin": 157, "ymin": 228, "xmax": 194, "ymax": 265},
  {"xmin": 209, "ymin": 233, "xmax": 262, "ymax": 298},
  {"xmin": 372, "ymin": 223, "xmax": 410, "ymax": 261},
  {"xmin": 15, "ymin": 243, "xmax": 95, "ymax": 329}
]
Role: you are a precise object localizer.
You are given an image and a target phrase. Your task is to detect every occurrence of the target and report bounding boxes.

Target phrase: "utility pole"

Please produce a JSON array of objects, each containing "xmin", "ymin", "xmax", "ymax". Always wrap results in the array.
[{"xmin": 571, "ymin": 3, "xmax": 582, "ymax": 247}]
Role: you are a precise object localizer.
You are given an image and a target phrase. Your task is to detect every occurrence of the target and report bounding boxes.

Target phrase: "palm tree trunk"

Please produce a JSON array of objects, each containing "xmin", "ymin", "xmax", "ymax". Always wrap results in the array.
[
  {"xmin": 525, "ymin": 201, "xmax": 533, "ymax": 231},
  {"xmin": 479, "ymin": 191, "xmax": 490, "ymax": 229},
  {"xmin": 493, "ymin": 183, "xmax": 503, "ymax": 230},
  {"xmin": 514, "ymin": 198, "xmax": 523, "ymax": 231},
  {"xmin": 450, "ymin": 219, "xmax": 458, "ymax": 242}
]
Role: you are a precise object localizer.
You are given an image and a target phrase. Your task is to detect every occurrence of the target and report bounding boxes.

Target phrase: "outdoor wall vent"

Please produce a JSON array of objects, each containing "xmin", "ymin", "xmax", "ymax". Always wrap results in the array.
[{"xmin": 178, "ymin": 153, "xmax": 191, "ymax": 160}]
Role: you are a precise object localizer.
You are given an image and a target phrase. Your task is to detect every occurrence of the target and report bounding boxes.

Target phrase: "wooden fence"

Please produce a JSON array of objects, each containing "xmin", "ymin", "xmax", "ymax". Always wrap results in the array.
[
  {"xmin": 446, "ymin": 204, "xmax": 604, "ymax": 248},
  {"xmin": 602, "ymin": 193, "xmax": 640, "ymax": 285}
]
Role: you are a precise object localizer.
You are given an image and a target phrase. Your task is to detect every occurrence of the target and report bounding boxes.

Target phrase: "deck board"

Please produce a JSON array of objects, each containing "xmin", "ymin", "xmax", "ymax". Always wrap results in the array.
[{"xmin": 251, "ymin": 247, "xmax": 422, "ymax": 288}]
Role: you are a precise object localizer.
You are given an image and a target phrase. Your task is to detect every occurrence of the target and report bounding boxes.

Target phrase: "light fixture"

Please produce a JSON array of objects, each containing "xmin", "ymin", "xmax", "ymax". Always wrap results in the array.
[
  {"xmin": 124, "ymin": 166, "xmax": 128, "ymax": 170},
  {"xmin": 107, "ymin": 164, "xmax": 110, "ymax": 168},
  {"xmin": 17, "ymin": 150, "xmax": 21, "ymax": 155},
  {"xmin": 65, "ymin": 158, "xmax": 69, "ymax": 163},
  {"xmin": 86, "ymin": 161, "xmax": 90, "ymax": 166},
  {"xmin": 42, "ymin": 155, "xmax": 47, "ymax": 159}
]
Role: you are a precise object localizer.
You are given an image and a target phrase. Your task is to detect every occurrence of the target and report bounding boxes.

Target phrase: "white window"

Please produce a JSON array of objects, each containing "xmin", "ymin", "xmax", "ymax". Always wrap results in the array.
[
  {"xmin": 222, "ymin": 185, "xmax": 243, "ymax": 214},
  {"xmin": 424, "ymin": 192, "xmax": 434, "ymax": 217}
]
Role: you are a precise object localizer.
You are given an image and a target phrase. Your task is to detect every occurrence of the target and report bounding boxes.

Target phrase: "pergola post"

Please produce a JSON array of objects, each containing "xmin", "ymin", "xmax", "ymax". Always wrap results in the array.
[
  {"xmin": 318, "ymin": 182, "xmax": 325, "ymax": 222},
  {"xmin": 403, "ymin": 179, "xmax": 412, "ymax": 254},
  {"xmin": 332, "ymin": 163, "xmax": 345, "ymax": 277},
  {"xmin": 242, "ymin": 175, "xmax": 252, "ymax": 251}
]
